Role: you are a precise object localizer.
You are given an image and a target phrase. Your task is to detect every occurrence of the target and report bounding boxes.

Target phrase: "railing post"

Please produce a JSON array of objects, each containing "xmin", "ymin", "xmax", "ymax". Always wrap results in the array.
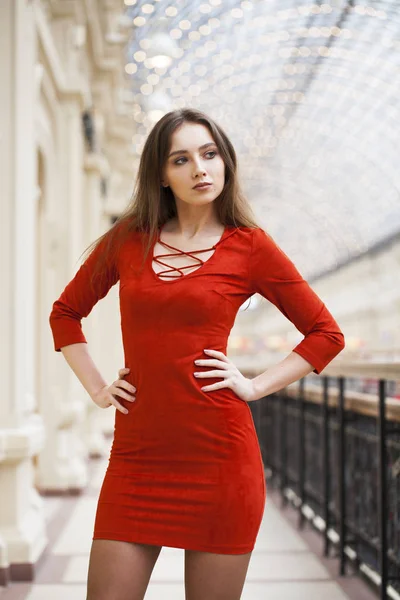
[
  {"xmin": 378, "ymin": 379, "xmax": 388, "ymax": 600},
  {"xmin": 298, "ymin": 377, "xmax": 305, "ymax": 529},
  {"xmin": 338, "ymin": 376, "xmax": 347, "ymax": 576},
  {"xmin": 279, "ymin": 394, "xmax": 288, "ymax": 508},
  {"xmin": 322, "ymin": 376, "xmax": 331, "ymax": 557}
]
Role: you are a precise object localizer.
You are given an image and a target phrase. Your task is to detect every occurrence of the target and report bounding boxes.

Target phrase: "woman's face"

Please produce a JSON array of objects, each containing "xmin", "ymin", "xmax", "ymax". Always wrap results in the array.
[{"xmin": 161, "ymin": 122, "xmax": 225, "ymax": 206}]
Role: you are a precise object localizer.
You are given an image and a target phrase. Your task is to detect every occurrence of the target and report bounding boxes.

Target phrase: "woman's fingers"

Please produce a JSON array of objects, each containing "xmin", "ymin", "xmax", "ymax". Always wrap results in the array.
[
  {"xmin": 117, "ymin": 379, "xmax": 136, "ymax": 394},
  {"xmin": 118, "ymin": 367, "xmax": 130, "ymax": 378},
  {"xmin": 114, "ymin": 389, "xmax": 135, "ymax": 402},
  {"xmin": 112, "ymin": 380, "xmax": 136, "ymax": 402},
  {"xmin": 114, "ymin": 369, "xmax": 136, "ymax": 406},
  {"xmin": 194, "ymin": 369, "xmax": 228, "ymax": 379},
  {"xmin": 110, "ymin": 396, "xmax": 129, "ymax": 415}
]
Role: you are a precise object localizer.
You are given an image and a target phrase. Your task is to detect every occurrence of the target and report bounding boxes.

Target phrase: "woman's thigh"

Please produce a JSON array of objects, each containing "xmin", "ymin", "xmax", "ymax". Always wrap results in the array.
[
  {"xmin": 86, "ymin": 539, "xmax": 163, "ymax": 600},
  {"xmin": 184, "ymin": 549, "xmax": 253, "ymax": 600}
]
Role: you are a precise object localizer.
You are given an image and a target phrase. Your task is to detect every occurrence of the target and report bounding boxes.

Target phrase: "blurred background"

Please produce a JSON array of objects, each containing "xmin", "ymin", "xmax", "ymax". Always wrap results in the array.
[{"xmin": 0, "ymin": 1, "xmax": 399, "ymax": 599}]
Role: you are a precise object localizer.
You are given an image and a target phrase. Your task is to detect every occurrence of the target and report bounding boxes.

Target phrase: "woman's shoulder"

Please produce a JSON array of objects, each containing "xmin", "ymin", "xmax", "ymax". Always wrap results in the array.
[
  {"xmin": 229, "ymin": 225, "xmax": 268, "ymax": 243},
  {"xmin": 243, "ymin": 225, "xmax": 275, "ymax": 243},
  {"xmin": 229, "ymin": 226, "xmax": 280, "ymax": 259}
]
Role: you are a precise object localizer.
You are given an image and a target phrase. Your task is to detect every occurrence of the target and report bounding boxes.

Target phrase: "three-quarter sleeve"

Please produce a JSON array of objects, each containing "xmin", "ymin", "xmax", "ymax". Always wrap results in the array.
[
  {"xmin": 249, "ymin": 227, "xmax": 345, "ymax": 374},
  {"xmin": 49, "ymin": 235, "xmax": 119, "ymax": 352}
]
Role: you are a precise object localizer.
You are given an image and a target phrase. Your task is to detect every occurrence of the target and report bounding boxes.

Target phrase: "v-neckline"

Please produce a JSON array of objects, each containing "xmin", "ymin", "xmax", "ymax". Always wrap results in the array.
[{"xmin": 148, "ymin": 224, "xmax": 231, "ymax": 284}]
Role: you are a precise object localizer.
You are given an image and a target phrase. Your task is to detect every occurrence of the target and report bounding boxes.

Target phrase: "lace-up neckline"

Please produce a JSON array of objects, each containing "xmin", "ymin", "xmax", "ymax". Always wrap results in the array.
[{"xmin": 149, "ymin": 225, "xmax": 230, "ymax": 283}]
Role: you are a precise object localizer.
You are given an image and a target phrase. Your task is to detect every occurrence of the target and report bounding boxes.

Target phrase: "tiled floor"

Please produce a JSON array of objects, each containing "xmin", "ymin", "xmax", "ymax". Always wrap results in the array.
[{"xmin": 0, "ymin": 443, "xmax": 378, "ymax": 600}]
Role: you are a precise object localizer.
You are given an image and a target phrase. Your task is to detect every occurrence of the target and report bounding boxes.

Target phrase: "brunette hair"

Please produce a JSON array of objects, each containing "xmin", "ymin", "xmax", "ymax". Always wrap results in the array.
[{"xmin": 80, "ymin": 107, "xmax": 262, "ymax": 286}]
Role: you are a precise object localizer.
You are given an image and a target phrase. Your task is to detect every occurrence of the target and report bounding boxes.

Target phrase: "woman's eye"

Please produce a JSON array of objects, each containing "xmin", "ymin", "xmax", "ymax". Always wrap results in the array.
[{"xmin": 174, "ymin": 151, "xmax": 217, "ymax": 166}]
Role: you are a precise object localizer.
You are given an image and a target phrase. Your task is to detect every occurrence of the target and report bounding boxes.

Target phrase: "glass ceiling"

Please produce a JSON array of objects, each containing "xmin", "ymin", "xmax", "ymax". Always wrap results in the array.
[{"xmin": 123, "ymin": 0, "xmax": 400, "ymax": 280}]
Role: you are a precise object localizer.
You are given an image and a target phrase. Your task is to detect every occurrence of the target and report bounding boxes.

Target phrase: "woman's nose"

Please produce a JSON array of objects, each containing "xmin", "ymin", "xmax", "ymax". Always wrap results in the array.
[{"xmin": 193, "ymin": 161, "xmax": 206, "ymax": 177}]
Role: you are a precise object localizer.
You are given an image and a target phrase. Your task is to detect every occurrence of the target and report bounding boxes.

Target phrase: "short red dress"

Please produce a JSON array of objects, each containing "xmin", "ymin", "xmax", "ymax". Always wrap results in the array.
[{"xmin": 49, "ymin": 224, "xmax": 345, "ymax": 554}]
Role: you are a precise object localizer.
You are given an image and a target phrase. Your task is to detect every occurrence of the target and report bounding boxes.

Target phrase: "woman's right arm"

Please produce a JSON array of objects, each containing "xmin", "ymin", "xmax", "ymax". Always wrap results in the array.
[
  {"xmin": 49, "ymin": 232, "xmax": 135, "ymax": 414},
  {"xmin": 60, "ymin": 343, "xmax": 135, "ymax": 414}
]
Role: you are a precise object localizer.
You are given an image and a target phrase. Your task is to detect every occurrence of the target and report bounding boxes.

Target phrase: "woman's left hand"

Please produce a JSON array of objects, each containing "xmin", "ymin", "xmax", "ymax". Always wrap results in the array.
[{"xmin": 193, "ymin": 349, "xmax": 258, "ymax": 403}]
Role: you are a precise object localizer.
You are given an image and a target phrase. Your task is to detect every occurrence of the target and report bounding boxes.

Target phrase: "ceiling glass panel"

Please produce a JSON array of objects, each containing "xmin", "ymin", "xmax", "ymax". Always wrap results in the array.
[{"xmin": 123, "ymin": 0, "xmax": 400, "ymax": 279}]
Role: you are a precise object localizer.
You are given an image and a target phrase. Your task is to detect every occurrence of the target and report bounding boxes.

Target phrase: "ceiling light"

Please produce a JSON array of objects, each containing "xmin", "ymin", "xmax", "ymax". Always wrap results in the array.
[
  {"xmin": 134, "ymin": 50, "xmax": 146, "ymax": 62},
  {"xmin": 148, "ymin": 55, "xmax": 173, "ymax": 69},
  {"xmin": 179, "ymin": 20, "xmax": 191, "ymax": 30},
  {"xmin": 133, "ymin": 16, "xmax": 146, "ymax": 26},
  {"xmin": 165, "ymin": 7, "xmax": 177, "ymax": 16},
  {"xmin": 125, "ymin": 63, "xmax": 137, "ymax": 74},
  {"xmin": 145, "ymin": 32, "xmax": 179, "ymax": 69},
  {"xmin": 170, "ymin": 29, "xmax": 183, "ymax": 39},
  {"xmin": 142, "ymin": 3, "xmax": 154, "ymax": 14}
]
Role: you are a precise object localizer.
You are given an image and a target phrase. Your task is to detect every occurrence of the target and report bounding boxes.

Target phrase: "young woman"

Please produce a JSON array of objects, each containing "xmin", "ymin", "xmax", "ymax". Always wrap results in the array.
[{"xmin": 49, "ymin": 108, "xmax": 345, "ymax": 600}]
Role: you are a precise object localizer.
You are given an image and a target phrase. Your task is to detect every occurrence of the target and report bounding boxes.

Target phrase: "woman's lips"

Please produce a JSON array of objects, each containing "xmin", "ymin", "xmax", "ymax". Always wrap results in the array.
[{"xmin": 193, "ymin": 183, "xmax": 212, "ymax": 191}]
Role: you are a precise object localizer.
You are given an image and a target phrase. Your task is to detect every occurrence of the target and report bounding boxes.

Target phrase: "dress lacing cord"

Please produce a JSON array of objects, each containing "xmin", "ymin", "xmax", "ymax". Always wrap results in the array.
[{"xmin": 153, "ymin": 236, "xmax": 217, "ymax": 279}]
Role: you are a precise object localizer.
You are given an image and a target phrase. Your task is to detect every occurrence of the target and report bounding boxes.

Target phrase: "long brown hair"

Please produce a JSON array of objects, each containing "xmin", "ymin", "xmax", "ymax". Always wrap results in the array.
[{"xmin": 80, "ymin": 107, "xmax": 262, "ymax": 285}]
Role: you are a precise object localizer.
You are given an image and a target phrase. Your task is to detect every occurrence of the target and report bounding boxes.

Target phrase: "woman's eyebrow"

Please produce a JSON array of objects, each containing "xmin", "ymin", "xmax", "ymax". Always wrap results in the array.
[{"xmin": 168, "ymin": 142, "xmax": 216, "ymax": 158}]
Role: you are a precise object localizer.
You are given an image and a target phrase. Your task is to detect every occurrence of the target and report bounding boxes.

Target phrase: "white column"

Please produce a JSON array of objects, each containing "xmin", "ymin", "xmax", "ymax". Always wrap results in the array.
[
  {"xmin": 0, "ymin": 0, "xmax": 47, "ymax": 578},
  {"xmin": 34, "ymin": 142, "xmax": 80, "ymax": 492},
  {"xmin": 46, "ymin": 90, "xmax": 89, "ymax": 491}
]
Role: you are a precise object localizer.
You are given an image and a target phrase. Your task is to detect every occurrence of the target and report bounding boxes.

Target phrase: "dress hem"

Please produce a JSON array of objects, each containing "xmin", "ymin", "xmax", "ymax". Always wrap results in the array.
[{"xmin": 92, "ymin": 531, "xmax": 255, "ymax": 554}]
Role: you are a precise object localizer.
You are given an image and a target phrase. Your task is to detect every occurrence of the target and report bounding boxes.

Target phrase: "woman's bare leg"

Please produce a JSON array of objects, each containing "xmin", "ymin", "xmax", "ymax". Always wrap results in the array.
[
  {"xmin": 184, "ymin": 549, "xmax": 252, "ymax": 600},
  {"xmin": 86, "ymin": 539, "xmax": 162, "ymax": 600}
]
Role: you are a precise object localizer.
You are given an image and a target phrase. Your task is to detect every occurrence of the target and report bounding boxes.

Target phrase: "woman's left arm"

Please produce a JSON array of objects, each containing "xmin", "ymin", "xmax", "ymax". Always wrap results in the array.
[
  {"xmin": 250, "ymin": 351, "xmax": 315, "ymax": 401},
  {"xmin": 248, "ymin": 227, "xmax": 345, "ymax": 398},
  {"xmin": 194, "ymin": 229, "xmax": 345, "ymax": 402}
]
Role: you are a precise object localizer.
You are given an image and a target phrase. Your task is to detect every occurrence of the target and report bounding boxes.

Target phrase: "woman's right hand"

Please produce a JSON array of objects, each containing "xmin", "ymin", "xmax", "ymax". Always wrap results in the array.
[{"xmin": 90, "ymin": 368, "xmax": 136, "ymax": 415}]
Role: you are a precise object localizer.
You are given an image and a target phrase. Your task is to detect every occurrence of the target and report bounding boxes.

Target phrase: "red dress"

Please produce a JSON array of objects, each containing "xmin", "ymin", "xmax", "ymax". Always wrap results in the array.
[{"xmin": 49, "ymin": 225, "xmax": 345, "ymax": 554}]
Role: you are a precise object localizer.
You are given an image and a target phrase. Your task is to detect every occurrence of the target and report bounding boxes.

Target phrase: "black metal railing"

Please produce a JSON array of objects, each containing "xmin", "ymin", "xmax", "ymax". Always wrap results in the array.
[{"xmin": 249, "ymin": 367, "xmax": 400, "ymax": 600}]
